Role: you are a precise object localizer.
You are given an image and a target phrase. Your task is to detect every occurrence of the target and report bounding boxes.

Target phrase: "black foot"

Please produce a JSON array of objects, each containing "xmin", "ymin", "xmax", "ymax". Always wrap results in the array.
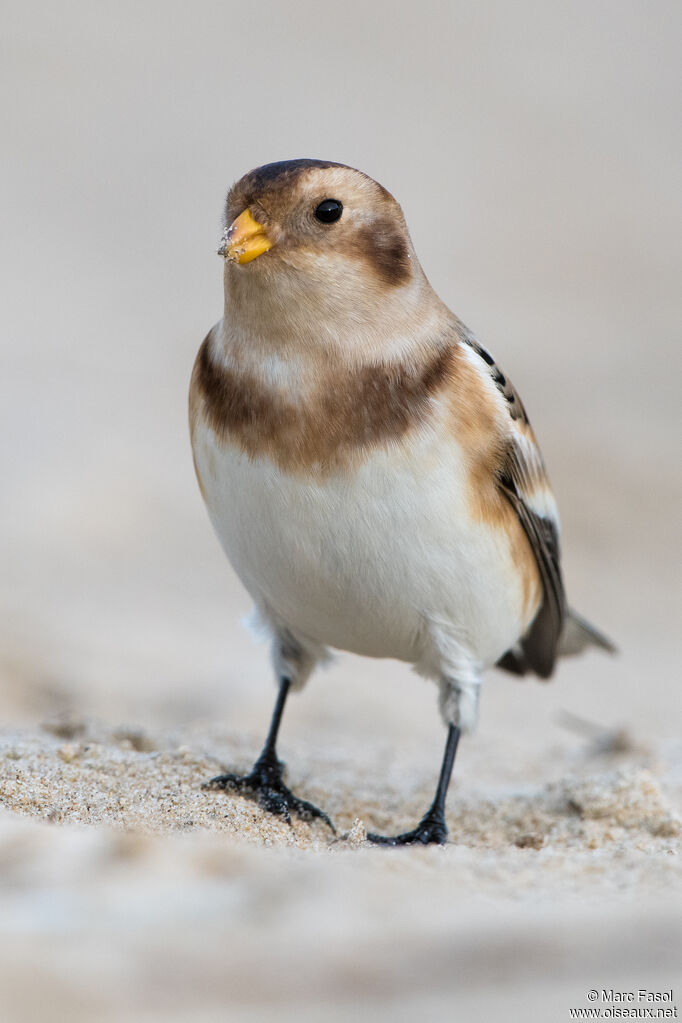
[
  {"xmin": 203, "ymin": 752, "xmax": 335, "ymax": 834},
  {"xmin": 367, "ymin": 806, "xmax": 448, "ymax": 847}
]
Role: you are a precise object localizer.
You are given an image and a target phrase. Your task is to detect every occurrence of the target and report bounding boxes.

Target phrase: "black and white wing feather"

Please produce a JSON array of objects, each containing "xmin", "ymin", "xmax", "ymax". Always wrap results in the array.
[{"xmin": 461, "ymin": 333, "xmax": 613, "ymax": 678}]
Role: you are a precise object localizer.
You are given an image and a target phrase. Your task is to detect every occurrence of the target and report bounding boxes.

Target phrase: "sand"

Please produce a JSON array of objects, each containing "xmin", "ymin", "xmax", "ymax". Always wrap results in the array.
[{"xmin": 1, "ymin": 716, "xmax": 681, "ymax": 1021}]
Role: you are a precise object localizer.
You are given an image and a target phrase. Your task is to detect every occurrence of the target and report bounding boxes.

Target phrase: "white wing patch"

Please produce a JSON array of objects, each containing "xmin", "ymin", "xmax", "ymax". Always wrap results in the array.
[{"xmin": 509, "ymin": 429, "xmax": 560, "ymax": 529}]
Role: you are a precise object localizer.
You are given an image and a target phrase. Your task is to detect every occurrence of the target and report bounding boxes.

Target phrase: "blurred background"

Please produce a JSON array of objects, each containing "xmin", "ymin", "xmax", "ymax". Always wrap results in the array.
[
  {"xmin": 1, "ymin": 1, "xmax": 681, "ymax": 1020},
  {"xmin": 2, "ymin": 0, "xmax": 680, "ymax": 735}
]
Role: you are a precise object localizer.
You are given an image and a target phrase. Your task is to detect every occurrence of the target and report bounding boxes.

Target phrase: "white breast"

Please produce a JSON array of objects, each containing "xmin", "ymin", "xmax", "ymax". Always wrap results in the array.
[{"xmin": 192, "ymin": 418, "xmax": 530, "ymax": 673}]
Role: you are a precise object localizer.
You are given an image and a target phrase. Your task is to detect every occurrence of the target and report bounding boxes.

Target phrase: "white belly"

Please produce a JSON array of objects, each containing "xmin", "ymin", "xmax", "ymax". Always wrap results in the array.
[{"xmin": 193, "ymin": 424, "xmax": 529, "ymax": 669}]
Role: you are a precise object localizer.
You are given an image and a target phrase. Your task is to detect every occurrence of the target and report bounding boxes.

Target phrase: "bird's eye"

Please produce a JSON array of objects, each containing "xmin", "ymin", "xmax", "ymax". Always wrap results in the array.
[{"xmin": 314, "ymin": 199, "xmax": 343, "ymax": 223}]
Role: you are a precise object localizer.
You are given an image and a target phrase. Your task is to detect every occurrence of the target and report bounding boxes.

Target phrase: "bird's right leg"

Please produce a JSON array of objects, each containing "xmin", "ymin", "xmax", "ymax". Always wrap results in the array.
[{"xmin": 203, "ymin": 628, "xmax": 335, "ymax": 833}]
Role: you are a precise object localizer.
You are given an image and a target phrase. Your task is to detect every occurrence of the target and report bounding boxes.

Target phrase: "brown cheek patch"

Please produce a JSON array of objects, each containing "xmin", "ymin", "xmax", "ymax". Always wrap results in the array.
[
  {"xmin": 448, "ymin": 348, "xmax": 541, "ymax": 618},
  {"xmin": 348, "ymin": 223, "xmax": 412, "ymax": 288},
  {"xmin": 192, "ymin": 337, "xmax": 453, "ymax": 476}
]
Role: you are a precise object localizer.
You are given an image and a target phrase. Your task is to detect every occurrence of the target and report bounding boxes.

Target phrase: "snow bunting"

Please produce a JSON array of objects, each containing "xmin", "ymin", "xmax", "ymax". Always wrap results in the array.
[{"xmin": 189, "ymin": 159, "xmax": 614, "ymax": 845}]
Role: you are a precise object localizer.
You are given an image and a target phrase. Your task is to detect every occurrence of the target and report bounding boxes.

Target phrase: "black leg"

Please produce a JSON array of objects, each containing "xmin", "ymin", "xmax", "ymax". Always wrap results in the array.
[
  {"xmin": 203, "ymin": 677, "xmax": 335, "ymax": 833},
  {"xmin": 367, "ymin": 724, "xmax": 461, "ymax": 846}
]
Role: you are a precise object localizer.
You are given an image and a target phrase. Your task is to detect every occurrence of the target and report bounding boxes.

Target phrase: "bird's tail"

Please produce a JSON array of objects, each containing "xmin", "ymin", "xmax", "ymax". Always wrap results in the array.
[{"xmin": 559, "ymin": 608, "xmax": 617, "ymax": 658}]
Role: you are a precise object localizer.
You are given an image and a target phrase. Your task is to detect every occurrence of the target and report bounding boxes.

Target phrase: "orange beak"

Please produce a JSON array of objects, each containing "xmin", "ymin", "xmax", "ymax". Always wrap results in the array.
[{"xmin": 218, "ymin": 208, "xmax": 274, "ymax": 264}]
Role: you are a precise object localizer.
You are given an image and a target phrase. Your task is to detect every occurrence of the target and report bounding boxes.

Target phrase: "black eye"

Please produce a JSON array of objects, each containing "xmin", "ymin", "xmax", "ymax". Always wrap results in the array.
[{"xmin": 314, "ymin": 199, "xmax": 343, "ymax": 223}]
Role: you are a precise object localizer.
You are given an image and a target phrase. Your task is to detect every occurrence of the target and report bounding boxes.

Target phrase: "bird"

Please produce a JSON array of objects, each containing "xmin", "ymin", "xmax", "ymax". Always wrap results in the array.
[{"xmin": 189, "ymin": 158, "xmax": 614, "ymax": 845}]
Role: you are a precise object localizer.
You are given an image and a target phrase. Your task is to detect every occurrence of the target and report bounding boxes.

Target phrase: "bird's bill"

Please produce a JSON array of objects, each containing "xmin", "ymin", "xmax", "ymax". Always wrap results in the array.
[{"xmin": 218, "ymin": 208, "xmax": 273, "ymax": 264}]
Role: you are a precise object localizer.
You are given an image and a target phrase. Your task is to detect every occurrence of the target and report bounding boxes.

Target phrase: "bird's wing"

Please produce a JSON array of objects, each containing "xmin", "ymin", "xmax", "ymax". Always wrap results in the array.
[
  {"xmin": 460, "ymin": 334, "xmax": 566, "ymax": 678},
  {"xmin": 498, "ymin": 434, "xmax": 566, "ymax": 677}
]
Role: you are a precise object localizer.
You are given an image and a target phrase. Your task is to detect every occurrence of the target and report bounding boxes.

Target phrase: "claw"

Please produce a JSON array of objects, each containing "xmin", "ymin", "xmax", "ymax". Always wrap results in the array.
[
  {"xmin": 203, "ymin": 759, "xmax": 335, "ymax": 834},
  {"xmin": 367, "ymin": 806, "xmax": 448, "ymax": 847}
]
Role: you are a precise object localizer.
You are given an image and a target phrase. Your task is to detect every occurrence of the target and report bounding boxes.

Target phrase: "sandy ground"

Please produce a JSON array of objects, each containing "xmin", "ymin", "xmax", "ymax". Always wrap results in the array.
[
  {"xmin": 2, "ymin": 1, "xmax": 681, "ymax": 1020},
  {"xmin": 1, "ymin": 717, "xmax": 681, "ymax": 1021}
]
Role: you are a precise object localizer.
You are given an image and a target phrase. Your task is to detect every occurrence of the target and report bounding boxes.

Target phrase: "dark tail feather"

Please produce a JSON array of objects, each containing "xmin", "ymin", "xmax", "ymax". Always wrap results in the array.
[
  {"xmin": 497, "ymin": 609, "xmax": 616, "ymax": 678},
  {"xmin": 559, "ymin": 609, "xmax": 617, "ymax": 658},
  {"xmin": 496, "ymin": 647, "xmax": 528, "ymax": 675}
]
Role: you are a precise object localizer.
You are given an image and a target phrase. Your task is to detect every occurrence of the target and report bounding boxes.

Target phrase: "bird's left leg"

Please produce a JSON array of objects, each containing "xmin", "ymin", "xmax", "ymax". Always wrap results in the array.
[
  {"xmin": 367, "ymin": 723, "xmax": 461, "ymax": 846},
  {"xmin": 203, "ymin": 627, "xmax": 335, "ymax": 833},
  {"xmin": 367, "ymin": 636, "xmax": 480, "ymax": 847}
]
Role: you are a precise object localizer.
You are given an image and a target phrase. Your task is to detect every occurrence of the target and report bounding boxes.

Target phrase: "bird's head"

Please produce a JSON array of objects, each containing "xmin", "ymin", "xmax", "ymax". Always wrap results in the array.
[{"xmin": 218, "ymin": 160, "xmax": 438, "ymax": 354}]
